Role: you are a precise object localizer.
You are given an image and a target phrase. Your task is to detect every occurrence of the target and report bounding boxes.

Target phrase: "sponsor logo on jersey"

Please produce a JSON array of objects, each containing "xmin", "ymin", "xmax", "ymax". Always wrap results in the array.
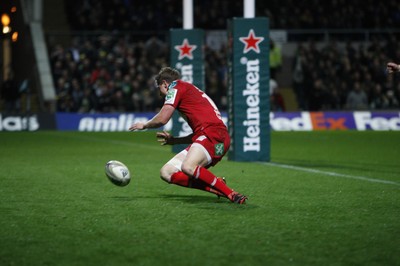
[
  {"xmin": 165, "ymin": 89, "xmax": 178, "ymax": 105},
  {"xmin": 215, "ymin": 143, "xmax": 225, "ymax": 156}
]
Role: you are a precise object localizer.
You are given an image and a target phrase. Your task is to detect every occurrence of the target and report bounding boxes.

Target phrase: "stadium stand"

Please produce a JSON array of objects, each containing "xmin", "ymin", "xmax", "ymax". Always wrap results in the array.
[
  {"xmin": 22, "ymin": 0, "xmax": 400, "ymax": 113},
  {"xmin": 64, "ymin": 0, "xmax": 400, "ymax": 31}
]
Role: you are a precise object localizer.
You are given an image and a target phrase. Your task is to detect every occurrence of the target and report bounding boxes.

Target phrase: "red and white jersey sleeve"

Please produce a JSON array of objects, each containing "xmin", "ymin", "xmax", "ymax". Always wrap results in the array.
[{"xmin": 164, "ymin": 80, "xmax": 225, "ymax": 133}]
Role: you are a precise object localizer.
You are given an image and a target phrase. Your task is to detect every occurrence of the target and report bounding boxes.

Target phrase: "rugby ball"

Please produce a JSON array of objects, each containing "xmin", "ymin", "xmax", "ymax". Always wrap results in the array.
[{"xmin": 105, "ymin": 160, "xmax": 131, "ymax": 187}]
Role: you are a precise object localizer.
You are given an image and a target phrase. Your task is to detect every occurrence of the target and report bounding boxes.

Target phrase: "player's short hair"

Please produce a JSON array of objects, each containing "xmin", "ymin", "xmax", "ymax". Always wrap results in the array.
[{"xmin": 155, "ymin": 67, "xmax": 180, "ymax": 86}]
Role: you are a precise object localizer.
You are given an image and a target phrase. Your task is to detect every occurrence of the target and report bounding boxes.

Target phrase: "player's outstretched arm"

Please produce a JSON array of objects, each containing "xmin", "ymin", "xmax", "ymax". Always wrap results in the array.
[
  {"xmin": 386, "ymin": 62, "xmax": 400, "ymax": 74},
  {"xmin": 129, "ymin": 105, "xmax": 175, "ymax": 131}
]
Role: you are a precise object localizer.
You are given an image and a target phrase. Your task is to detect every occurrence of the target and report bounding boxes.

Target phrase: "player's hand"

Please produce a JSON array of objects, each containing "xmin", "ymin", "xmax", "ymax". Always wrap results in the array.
[
  {"xmin": 386, "ymin": 62, "xmax": 400, "ymax": 74},
  {"xmin": 156, "ymin": 130, "xmax": 173, "ymax": 145},
  {"xmin": 129, "ymin": 123, "xmax": 145, "ymax": 131}
]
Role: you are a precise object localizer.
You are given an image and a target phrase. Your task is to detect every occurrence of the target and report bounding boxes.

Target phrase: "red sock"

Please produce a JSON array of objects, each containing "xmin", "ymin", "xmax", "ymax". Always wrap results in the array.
[
  {"xmin": 194, "ymin": 166, "xmax": 233, "ymax": 196},
  {"xmin": 170, "ymin": 171, "xmax": 224, "ymax": 197},
  {"xmin": 170, "ymin": 171, "xmax": 190, "ymax": 186}
]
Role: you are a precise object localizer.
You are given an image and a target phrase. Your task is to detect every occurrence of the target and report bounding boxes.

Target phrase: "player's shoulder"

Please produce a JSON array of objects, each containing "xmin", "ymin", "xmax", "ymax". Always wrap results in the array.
[
  {"xmin": 168, "ymin": 80, "xmax": 183, "ymax": 89},
  {"xmin": 165, "ymin": 80, "xmax": 184, "ymax": 105},
  {"xmin": 168, "ymin": 79, "xmax": 193, "ymax": 90}
]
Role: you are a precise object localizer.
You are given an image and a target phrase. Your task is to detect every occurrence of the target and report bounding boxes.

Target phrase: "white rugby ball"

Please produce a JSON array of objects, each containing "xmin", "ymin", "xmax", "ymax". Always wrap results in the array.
[{"xmin": 105, "ymin": 160, "xmax": 131, "ymax": 187}]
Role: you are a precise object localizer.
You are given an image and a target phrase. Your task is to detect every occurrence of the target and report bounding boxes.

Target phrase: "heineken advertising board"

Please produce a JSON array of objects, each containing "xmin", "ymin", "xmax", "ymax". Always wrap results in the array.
[
  {"xmin": 170, "ymin": 29, "xmax": 205, "ymax": 153},
  {"xmin": 227, "ymin": 18, "xmax": 270, "ymax": 161}
]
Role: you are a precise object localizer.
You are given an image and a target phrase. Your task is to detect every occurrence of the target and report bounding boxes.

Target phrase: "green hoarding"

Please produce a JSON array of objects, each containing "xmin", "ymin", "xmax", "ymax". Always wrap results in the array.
[
  {"xmin": 227, "ymin": 18, "xmax": 270, "ymax": 161},
  {"xmin": 170, "ymin": 29, "xmax": 205, "ymax": 153}
]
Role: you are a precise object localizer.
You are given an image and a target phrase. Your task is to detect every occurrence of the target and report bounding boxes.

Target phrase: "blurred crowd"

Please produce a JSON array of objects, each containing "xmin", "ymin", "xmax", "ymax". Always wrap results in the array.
[
  {"xmin": 49, "ymin": 34, "xmax": 229, "ymax": 113},
  {"xmin": 65, "ymin": 0, "xmax": 400, "ymax": 31},
  {"xmin": 50, "ymin": 34, "xmax": 164, "ymax": 113},
  {"xmin": 46, "ymin": 0, "xmax": 400, "ymax": 113},
  {"xmin": 292, "ymin": 37, "xmax": 400, "ymax": 111}
]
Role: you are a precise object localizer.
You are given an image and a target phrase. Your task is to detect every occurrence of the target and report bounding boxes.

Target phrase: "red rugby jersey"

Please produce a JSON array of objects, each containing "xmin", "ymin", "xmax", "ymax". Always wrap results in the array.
[{"xmin": 164, "ymin": 80, "xmax": 225, "ymax": 134}]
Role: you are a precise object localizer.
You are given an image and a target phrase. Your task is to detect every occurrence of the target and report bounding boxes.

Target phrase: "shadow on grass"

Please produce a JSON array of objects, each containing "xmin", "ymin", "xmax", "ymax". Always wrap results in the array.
[
  {"xmin": 160, "ymin": 194, "xmax": 259, "ymax": 210},
  {"xmin": 110, "ymin": 194, "xmax": 259, "ymax": 210}
]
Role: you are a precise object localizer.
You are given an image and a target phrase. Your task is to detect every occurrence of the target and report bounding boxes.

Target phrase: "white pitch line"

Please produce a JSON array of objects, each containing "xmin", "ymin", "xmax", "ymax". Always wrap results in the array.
[
  {"xmin": 261, "ymin": 162, "xmax": 400, "ymax": 186},
  {"xmin": 40, "ymin": 132, "xmax": 400, "ymax": 186}
]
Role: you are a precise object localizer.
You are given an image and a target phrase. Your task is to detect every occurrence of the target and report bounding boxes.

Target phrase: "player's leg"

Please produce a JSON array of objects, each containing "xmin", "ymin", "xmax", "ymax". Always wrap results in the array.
[
  {"xmin": 160, "ymin": 150, "xmax": 187, "ymax": 184},
  {"xmin": 160, "ymin": 150, "xmax": 225, "ymax": 197},
  {"xmin": 181, "ymin": 143, "xmax": 247, "ymax": 204}
]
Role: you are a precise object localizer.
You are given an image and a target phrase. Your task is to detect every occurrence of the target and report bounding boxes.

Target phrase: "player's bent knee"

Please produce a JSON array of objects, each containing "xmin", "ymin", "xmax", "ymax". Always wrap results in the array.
[
  {"xmin": 181, "ymin": 163, "xmax": 196, "ymax": 177},
  {"xmin": 161, "ymin": 155, "xmax": 185, "ymax": 183},
  {"xmin": 160, "ymin": 168, "xmax": 171, "ymax": 183},
  {"xmin": 160, "ymin": 164, "xmax": 177, "ymax": 183}
]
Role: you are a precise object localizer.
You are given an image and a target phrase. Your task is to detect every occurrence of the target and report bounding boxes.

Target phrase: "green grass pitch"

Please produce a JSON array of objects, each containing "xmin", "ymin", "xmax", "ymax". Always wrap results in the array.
[{"xmin": 0, "ymin": 130, "xmax": 399, "ymax": 266}]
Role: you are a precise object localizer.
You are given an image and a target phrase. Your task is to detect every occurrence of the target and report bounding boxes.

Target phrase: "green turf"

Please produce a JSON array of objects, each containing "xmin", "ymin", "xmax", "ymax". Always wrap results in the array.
[{"xmin": 0, "ymin": 131, "xmax": 399, "ymax": 266}]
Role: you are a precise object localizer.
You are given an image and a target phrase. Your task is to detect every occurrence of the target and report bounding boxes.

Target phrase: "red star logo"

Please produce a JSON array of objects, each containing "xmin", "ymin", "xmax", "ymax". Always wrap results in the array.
[
  {"xmin": 174, "ymin": 38, "xmax": 197, "ymax": 60},
  {"xmin": 239, "ymin": 29, "xmax": 264, "ymax": 54}
]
